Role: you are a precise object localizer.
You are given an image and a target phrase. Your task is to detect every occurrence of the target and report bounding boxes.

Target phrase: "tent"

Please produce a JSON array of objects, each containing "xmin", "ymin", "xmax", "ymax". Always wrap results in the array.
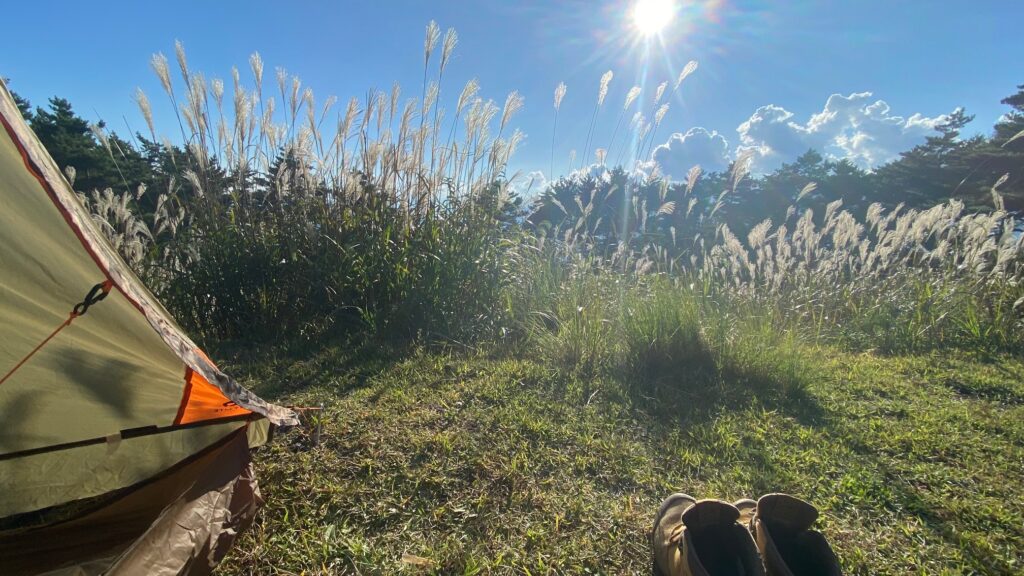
[{"xmin": 0, "ymin": 81, "xmax": 298, "ymax": 575}]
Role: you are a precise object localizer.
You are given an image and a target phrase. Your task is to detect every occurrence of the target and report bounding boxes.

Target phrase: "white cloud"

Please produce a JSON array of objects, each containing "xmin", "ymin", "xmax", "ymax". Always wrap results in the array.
[
  {"xmin": 651, "ymin": 127, "xmax": 731, "ymax": 178},
  {"xmin": 511, "ymin": 170, "xmax": 549, "ymax": 198},
  {"xmin": 539, "ymin": 91, "xmax": 949, "ymax": 185},
  {"xmin": 569, "ymin": 163, "xmax": 614, "ymax": 182},
  {"xmin": 632, "ymin": 160, "xmax": 660, "ymax": 181},
  {"xmin": 737, "ymin": 92, "xmax": 949, "ymax": 172},
  {"xmin": 568, "ymin": 161, "xmax": 659, "ymax": 183}
]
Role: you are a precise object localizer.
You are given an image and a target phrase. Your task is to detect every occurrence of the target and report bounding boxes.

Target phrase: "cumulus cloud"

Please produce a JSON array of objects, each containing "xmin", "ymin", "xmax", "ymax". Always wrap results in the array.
[
  {"xmin": 569, "ymin": 163, "xmax": 614, "ymax": 182},
  {"xmin": 567, "ymin": 161, "xmax": 658, "ymax": 183},
  {"xmin": 651, "ymin": 127, "xmax": 731, "ymax": 178},
  {"xmin": 530, "ymin": 91, "xmax": 948, "ymax": 186},
  {"xmin": 511, "ymin": 170, "xmax": 549, "ymax": 197},
  {"xmin": 736, "ymin": 92, "xmax": 949, "ymax": 172},
  {"xmin": 643, "ymin": 92, "xmax": 950, "ymax": 179}
]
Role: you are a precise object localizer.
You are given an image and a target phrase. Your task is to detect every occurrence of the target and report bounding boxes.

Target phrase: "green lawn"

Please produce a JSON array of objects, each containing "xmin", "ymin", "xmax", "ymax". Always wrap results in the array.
[{"xmin": 218, "ymin": 345, "xmax": 1024, "ymax": 575}]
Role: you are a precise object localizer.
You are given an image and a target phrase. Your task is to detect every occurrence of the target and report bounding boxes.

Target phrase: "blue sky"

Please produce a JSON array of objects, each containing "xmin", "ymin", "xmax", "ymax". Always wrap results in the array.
[{"xmin": 2, "ymin": 0, "xmax": 1021, "ymax": 182}]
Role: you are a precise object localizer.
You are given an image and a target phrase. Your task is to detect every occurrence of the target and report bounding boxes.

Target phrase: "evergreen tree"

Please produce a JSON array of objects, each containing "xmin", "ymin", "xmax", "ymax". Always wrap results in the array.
[
  {"xmin": 2, "ymin": 79, "xmax": 34, "ymax": 122},
  {"xmin": 29, "ymin": 97, "xmax": 121, "ymax": 193},
  {"xmin": 963, "ymin": 84, "xmax": 1024, "ymax": 211},
  {"xmin": 874, "ymin": 109, "xmax": 985, "ymax": 209},
  {"xmin": 993, "ymin": 84, "xmax": 1024, "ymax": 145}
]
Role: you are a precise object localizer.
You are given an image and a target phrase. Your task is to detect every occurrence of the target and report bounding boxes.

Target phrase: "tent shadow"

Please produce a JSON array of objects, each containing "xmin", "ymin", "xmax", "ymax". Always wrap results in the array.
[
  {"xmin": 209, "ymin": 337, "xmax": 414, "ymax": 400},
  {"xmin": 622, "ymin": 350, "xmax": 829, "ymax": 433}
]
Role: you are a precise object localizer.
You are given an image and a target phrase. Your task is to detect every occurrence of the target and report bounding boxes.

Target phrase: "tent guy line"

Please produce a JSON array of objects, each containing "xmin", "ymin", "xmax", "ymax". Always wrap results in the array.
[{"xmin": 0, "ymin": 280, "xmax": 112, "ymax": 388}]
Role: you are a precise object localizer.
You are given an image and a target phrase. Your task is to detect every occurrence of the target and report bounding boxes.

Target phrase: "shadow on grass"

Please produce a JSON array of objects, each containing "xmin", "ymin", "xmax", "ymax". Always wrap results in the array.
[
  {"xmin": 619, "ymin": 344, "xmax": 828, "ymax": 432},
  {"xmin": 209, "ymin": 336, "xmax": 418, "ymax": 400}
]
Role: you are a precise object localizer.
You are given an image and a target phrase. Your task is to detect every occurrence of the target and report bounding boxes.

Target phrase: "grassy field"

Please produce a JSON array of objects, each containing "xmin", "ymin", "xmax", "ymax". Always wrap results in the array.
[
  {"xmin": 217, "ymin": 343, "xmax": 1024, "ymax": 575},
  {"xmin": 10, "ymin": 22, "xmax": 1022, "ymax": 576},
  {"xmin": 69, "ymin": 42, "xmax": 1024, "ymax": 574}
]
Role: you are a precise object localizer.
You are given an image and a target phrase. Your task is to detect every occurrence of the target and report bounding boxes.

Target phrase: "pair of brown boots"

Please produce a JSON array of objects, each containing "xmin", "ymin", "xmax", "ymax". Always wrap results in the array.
[{"xmin": 651, "ymin": 493, "xmax": 841, "ymax": 576}]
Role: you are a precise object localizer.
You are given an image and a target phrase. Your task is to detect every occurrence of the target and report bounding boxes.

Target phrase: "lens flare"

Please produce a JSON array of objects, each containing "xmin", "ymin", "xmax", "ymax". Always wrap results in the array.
[{"xmin": 633, "ymin": 0, "xmax": 676, "ymax": 36}]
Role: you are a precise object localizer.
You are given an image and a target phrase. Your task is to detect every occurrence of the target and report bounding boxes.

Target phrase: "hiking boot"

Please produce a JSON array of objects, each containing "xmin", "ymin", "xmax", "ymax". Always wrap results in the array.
[
  {"xmin": 652, "ymin": 494, "xmax": 765, "ymax": 576},
  {"xmin": 746, "ymin": 493, "xmax": 841, "ymax": 576}
]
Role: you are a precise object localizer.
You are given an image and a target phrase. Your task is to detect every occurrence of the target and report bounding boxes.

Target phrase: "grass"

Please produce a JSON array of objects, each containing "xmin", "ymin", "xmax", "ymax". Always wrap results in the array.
[
  {"xmin": 217, "ymin": 343, "xmax": 1024, "ymax": 575},
  {"xmin": 75, "ymin": 31, "xmax": 1024, "ymax": 575}
]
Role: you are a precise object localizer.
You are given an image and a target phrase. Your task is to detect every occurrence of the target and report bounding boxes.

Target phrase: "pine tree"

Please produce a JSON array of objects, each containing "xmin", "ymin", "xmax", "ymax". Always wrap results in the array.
[
  {"xmin": 968, "ymin": 84, "xmax": 1024, "ymax": 211},
  {"xmin": 993, "ymin": 84, "xmax": 1024, "ymax": 145},
  {"xmin": 30, "ymin": 97, "xmax": 120, "ymax": 193},
  {"xmin": 874, "ymin": 109, "xmax": 985, "ymax": 209},
  {"xmin": 2, "ymin": 79, "xmax": 34, "ymax": 121}
]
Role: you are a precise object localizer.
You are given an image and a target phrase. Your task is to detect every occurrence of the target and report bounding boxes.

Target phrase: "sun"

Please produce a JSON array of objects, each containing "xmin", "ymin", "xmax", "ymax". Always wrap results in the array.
[{"xmin": 632, "ymin": 0, "xmax": 676, "ymax": 36}]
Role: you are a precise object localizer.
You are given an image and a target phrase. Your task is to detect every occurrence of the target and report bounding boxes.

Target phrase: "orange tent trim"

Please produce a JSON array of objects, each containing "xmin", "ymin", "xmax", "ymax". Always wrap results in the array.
[{"xmin": 174, "ymin": 366, "xmax": 251, "ymax": 426}]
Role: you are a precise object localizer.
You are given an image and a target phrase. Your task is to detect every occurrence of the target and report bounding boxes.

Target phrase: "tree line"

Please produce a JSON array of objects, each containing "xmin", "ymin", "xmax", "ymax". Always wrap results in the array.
[
  {"xmin": 530, "ymin": 86, "xmax": 1023, "ymax": 249},
  {"xmin": 7, "ymin": 80, "xmax": 1024, "ymax": 250}
]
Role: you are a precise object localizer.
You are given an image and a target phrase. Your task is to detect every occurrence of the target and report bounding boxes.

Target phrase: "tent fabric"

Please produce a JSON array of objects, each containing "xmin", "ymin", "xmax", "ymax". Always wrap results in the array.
[
  {"xmin": 0, "ymin": 82, "xmax": 297, "ymax": 431},
  {"xmin": 0, "ymin": 79, "xmax": 296, "ymax": 573},
  {"xmin": 0, "ymin": 419, "xmax": 248, "ymax": 520},
  {"xmin": 177, "ymin": 367, "xmax": 254, "ymax": 425},
  {"xmin": 1, "ymin": 426, "xmax": 259, "ymax": 576}
]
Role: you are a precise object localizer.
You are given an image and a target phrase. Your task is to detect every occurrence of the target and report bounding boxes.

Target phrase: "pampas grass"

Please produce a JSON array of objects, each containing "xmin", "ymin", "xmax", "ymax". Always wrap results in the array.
[
  {"xmin": 82, "ymin": 31, "xmax": 534, "ymax": 345},
  {"xmin": 84, "ymin": 25, "xmax": 1022, "ymax": 357}
]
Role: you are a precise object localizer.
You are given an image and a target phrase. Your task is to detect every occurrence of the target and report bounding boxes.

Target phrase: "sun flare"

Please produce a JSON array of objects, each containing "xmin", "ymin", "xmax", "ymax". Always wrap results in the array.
[{"xmin": 632, "ymin": 0, "xmax": 676, "ymax": 36}]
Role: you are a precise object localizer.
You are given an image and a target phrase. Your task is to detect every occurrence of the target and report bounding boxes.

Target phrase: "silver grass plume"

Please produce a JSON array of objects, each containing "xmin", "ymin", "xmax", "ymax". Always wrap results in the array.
[
  {"xmin": 624, "ymin": 86, "xmax": 641, "ymax": 110},
  {"xmin": 730, "ymin": 149, "xmax": 754, "ymax": 192},
  {"xmin": 424, "ymin": 21, "xmax": 441, "ymax": 66},
  {"xmin": 275, "ymin": 67, "xmax": 287, "ymax": 101},
  {"xmin": 552, "ymin": 82, "xmax": 567, "ymax": 178},
  {"xmin": 654, "ymin": 81, "xmax": 668, "ymax": 104},
  {"xmin": 554, "ymin": 82, "xmax": 567, "ymax": 110},
  {"xmin": 459, "ymin": 79, "xmax": 480, "ymax": 115},
  {"xmin": 797, "ymin": 182, "xmax": 817, "ymax": 202},
  {"xmin": 748, "ymin": 219, "xmax": 772, "ymax": 249},
  {"xmin": 654, "ymin": 103, "xmax": 669, "ymax": 126},
  {"xmin": 686, "ymin": 165, "xmax": 702, "ymax": 195},
  {"xmin": 174, "ymin": 40, "xmax": 189, "ymax": 84},
  {"xmin": 151, "ymin": 53, "xmax": 173, "ymax": 96},
  {"xmin": 423, "ymin": 81, "xmax": 439, "ymax": 116},
  {"xmin": 90, "ymin": 124, "xmax": 111, "ymax": 155},
  {"xmin": 686, "ymin": 197, "xmax": 698, "ymax": 217},
  {"xmin": 249, "ymin": 52, "xmax": 264, "ymax": 87},
  {"xmin": 211, "ymin": 79, "xmax": 224, "ymax": 106},
  {"xmin": 991, "ymin": 173, "xmax": 1009, "ymax": 211},
  {"xmin": 674, "ymin": 60, "xmax": 698, "ymax": 91},
  {"xmin": 134, "ymin": 88, "xmax": 155, "ymax": 139},
  {"xmin": 440, "ymin": 28, "xmax": 458, "ymax": 74},
  {"xmin": 500, "ymin": 91, "xmax": 524, "ymax": 133},
  {"xmin": 598, "ymin": 70, "xmax": 613, "ymax": 106}
]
